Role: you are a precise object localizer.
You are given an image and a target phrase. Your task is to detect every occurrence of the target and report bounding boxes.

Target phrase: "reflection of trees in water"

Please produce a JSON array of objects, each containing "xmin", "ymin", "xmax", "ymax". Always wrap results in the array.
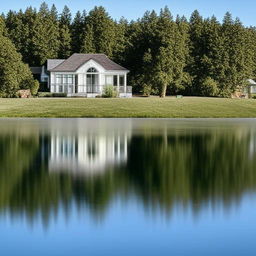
[
  {"xmin": 127, "ymin": 131, "xmax": 256, "ymax": 213},
  {"xmin": 0, "ymin": 127, "xmax": 256, "ymax": 223}
]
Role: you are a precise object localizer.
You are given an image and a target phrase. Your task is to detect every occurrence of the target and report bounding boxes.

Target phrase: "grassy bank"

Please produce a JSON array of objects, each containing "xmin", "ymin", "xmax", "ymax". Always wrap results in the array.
[{"xmin": 0, "ymin": 97, "xmax": 256, "ymax": 118}]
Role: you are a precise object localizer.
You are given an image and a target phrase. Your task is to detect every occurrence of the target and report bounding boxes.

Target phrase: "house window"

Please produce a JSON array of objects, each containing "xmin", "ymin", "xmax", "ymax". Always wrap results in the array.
[
  {"xmin": 63, "ymin": 75, "xmax": 68, "ymax": 84},
  {"xmin": 87, "ymin": 68, "xmax": 99, "ymax": 93},
  {"xmin": 67, "ymin": 75, "xmax": 73, "ymax": 84},
  {"xmin": 114, "ymin": 75, "xmax": 118, "ymax": 86},
  {"xmin": 106, "ymin": 76, "xmax": 113, "ymax": 85},
  {"xmin": 56, "ymin": 75, "xmax": 74, "ymax": 85},
  {"xmin": 87, "ymin": 67, "xmax": 98, "ymax": 73},
  {"xmin": 56, "ymin": 75, "xmax": 62, "ymax": 84},
  {"xmin": 119, "ymin": 75, "xmax": 125, "ymax": 86},
  {"xmin": 105, "ymin": 75, "xmax": 118, "ymax": 86}
]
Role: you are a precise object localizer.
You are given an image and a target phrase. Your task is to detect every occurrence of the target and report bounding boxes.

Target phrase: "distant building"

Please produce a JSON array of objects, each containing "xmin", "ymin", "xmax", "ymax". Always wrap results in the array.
[
  {"xmin": 30, "ymin": 66, "xmax": 48, "ymax": 83},
  {"xmin": 247, "ymin": 79, "xmax": 256, "ymax": 94},
  {"xmin": 46, "ymin": 53, "xmax": 131, "ymax": 98}
]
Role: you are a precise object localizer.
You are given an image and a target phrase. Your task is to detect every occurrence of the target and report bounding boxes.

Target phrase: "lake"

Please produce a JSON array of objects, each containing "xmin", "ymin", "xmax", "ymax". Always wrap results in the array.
[{"xmin": 0, "ymin": 118, "xmax": 256, "ymax": 256}]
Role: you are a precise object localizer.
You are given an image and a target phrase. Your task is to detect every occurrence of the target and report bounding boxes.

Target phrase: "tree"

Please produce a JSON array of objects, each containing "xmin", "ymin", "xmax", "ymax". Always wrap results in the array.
[
  {"xmin": 112, "ymin": 17, "xmax": 129, "ymax": 64},
  {"xmin": 58, "ymin": 6, "xmax": 72, "ymax": 58},
  {"xmin": 219, "ymin": 13, "xmax": 251, "ymax": 96},
  {"xmin": 83, "ymin": 6, "xmax": 116, "ymax": 56},
  {"xmin": 0, "ymin": 20, "xmax": 38, "ymax": 97},
  {"xmin": 32, "ymin": 2, "xmax": 59, "ymax": 65},
  {"xmin": 71, "ymin": 11, "xmax": 86, "ymax": 53},
  {"xmin": 81, "ymin": 24, "xmax": 95, "ymax": 53},
  {"xmin": 200, "ymin": 77, "xmax": 218, "ymax": 96}
]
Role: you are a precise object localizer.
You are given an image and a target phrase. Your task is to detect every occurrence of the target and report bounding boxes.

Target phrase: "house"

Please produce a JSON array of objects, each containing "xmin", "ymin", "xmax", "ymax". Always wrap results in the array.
[
  {"xmin": 47, "ymin": 53, "xmax": 132, "ymax": 98},
  {"xmin": 247, "ymin": 79, "xmax": 256, "ymax": 95},
  {"xmin": 30, "ymin": 66, "xmax": 48, "ymax": 83}
]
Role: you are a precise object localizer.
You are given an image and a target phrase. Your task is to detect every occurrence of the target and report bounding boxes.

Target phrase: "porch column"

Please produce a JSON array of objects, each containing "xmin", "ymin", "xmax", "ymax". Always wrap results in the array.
[
  {"xmin": 124, "ymin": 74, "xmax": 127, "ymax": 93},
  {"xmin": 85, "ymin": 74, "xmax": 87, "ymax": 93},
  {"xmin": 117, "ymin": 75, "xmax": 120, "ymax": 93},
  {"xmin": 72, "ymin": 75, "xmax": 74, "ymax": 94}
]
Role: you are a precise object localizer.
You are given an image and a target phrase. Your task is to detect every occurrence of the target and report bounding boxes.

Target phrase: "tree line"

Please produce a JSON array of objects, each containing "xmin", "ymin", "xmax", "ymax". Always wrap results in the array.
[{"xmin": 1, "ymin": 2, "xmax": 256, "ymax": 97}]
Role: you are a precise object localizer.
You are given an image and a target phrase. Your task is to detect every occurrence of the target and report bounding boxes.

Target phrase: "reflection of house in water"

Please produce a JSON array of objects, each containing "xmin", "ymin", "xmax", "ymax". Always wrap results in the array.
[{"xmin": 48, "ymin": 131, "xmax": 130, "ymax": 175}]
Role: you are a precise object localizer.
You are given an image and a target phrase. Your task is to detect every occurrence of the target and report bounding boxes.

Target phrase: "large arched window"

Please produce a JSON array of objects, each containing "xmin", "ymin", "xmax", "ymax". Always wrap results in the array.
[
  {"xmin": 87, "ymin": 67, "xmax": 98, "ymax": 73},
  {"xmin": 86, "ymin": 67, "xmax": 99, "ymax": 93}
]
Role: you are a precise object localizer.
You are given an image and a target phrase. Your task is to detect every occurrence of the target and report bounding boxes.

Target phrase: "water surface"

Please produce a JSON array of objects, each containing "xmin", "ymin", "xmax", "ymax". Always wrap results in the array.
[{"xmin": 0, "ymin": 118, "xmax": 256, "ymax": 256}]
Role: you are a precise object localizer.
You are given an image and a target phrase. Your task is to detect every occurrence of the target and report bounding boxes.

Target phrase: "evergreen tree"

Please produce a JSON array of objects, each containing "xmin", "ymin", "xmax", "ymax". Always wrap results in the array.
[
  {"xmin": 220, "ymin": 13, "xmax": 250, "ymax": 95},
  {"xmin": 112, "ymin": 17, "xmax": 129, "ymax": 64},
  {"xmin": 32, "ymin": 2, "xmax": 59, "ymax": 65},
  {"xmin": 71, "ymin": 11, "xmax": 86, "ymax": 53},
  {"xmin": 187, "ymin": 10, "xmax": 205, "ymax": 95},
  {"xmin": 58, "ymin": 6, "xmax": 72, "ymax": 58},
  {"xmin": 153, "ymin": 7, "xmax": 177, "ymax": 97},
  {"xmin": 81, "ymin": 24, "xmax": 95, "ymax": 53},
  {"xmin": 83, "ymin": 6, "xmax": 116, "ymax": 56}
]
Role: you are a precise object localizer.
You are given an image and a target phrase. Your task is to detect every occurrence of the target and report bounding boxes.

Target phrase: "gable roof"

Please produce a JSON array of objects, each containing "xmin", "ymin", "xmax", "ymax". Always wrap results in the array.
[
  {"xmin": 49, "ymin": 54, "xmax": 128, "ymax": 72},
  {"xmin": 47, "ymin": 59, "xmax": 65, "ymax": 71},
  {"xmin": 247, "ymin": 79, "xmax": 256, "ymax": 85}
]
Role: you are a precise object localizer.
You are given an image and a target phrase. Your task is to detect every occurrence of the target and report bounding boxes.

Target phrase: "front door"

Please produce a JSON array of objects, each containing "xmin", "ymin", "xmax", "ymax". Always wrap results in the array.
[{"xmin": 87, "ymin": 74, "xmax": 99, "ymax": 93}]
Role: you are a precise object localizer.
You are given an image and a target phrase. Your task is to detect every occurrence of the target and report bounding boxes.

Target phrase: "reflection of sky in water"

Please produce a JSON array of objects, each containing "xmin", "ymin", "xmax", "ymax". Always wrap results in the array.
[
  {"xmin": 0, "ymin": 118, "xmax": 256, "ymax": 255},
  {"xmin": 1, "ymin": 195, "xmax": 256, "ymax": 256}
]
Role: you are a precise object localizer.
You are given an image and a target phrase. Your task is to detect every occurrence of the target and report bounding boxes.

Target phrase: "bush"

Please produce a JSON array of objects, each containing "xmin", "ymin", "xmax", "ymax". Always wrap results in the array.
[
  {"xmin": 142, "ymin": 84, "xmax": 151, "ymax": 97},
  {"xmin": 52, "ymin": 93, "xmax": 67, "ymax": 97},
  {"xmin": 102, "ymin": 85, "xmax": 117, "ymax": 98},
  {"xmin": 200, "ymin": 77, "xmax": 218, "ymax": 97},
  {"xmin": 38, "ymin": 92, "xmax": 53, "ymax": 97},
  {"xmin": 29, "ymin": 80, "xmax": 40, "ymax": 96}
]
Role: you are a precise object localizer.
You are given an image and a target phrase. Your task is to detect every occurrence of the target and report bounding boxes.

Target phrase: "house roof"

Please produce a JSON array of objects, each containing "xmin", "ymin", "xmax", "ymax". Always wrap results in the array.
[
  {"xmin": 30, "ymin": 67, "xmax": 42, "ymax": 74},
  {"xmin": 49, "ymin": 54, "xmax": 128, "ymax": 72},
  {"xmin": 47, "ymin": 59, "xmax": 65, "ymax": 71},
  {"xmin": 247, "ymin": 79, "xmax": 256, "ymax": 85}
]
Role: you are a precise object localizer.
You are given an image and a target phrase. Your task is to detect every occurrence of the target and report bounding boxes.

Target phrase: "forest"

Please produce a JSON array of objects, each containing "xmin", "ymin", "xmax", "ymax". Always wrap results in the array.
[{"xmin": 1, "ymin": 2, "xmax": 256, "ymax": 97}]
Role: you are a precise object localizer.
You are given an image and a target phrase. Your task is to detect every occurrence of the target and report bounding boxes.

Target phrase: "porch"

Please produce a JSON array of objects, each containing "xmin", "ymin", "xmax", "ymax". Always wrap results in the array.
[{"xmin": 51, "ymin": 84, "xmax": 132, "ymax": 98}]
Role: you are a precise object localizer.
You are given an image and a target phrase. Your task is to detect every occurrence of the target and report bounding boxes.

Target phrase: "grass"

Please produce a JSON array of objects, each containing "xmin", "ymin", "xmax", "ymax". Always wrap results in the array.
[{"xmin": 0, "ymin": 97, "xmax": 256, "ymax": 118}]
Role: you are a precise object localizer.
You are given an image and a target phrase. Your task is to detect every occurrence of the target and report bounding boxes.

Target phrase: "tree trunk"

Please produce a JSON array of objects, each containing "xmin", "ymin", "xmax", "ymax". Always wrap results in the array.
[{"xmin": 160, "ymin": 84, "xmax": 167, "ymax": 98}]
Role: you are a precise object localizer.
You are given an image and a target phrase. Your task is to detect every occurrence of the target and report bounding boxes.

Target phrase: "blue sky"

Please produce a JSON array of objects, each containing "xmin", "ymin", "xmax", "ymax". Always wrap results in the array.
[{"xmin": 1, "ymin": 0, "xmax": 255, "ymax": 26}]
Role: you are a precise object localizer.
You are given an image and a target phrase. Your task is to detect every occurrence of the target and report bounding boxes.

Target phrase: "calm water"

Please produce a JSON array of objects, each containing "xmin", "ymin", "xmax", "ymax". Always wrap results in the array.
[{"xmin": 0, "ymin": 118, "xmax": 256, "ymax": 256}]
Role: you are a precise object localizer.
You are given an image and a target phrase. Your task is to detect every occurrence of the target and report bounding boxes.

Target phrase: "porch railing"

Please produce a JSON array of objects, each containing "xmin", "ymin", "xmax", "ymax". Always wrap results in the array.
[
  {"xmin": 86, "ymin": 85, "xmax": 101, "ymax": 93},
  {"xmin": 118, "ymin": 86, "xmax": 132, "ymax": 93},
  {"xmin": 51, "ymin": 84, "xmax": 132, "ymax": 94}
]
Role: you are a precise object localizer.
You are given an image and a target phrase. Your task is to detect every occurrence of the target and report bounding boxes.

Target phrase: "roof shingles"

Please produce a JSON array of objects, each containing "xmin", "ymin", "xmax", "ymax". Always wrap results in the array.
[{"xmin": 50, "ymin": 54, "xmax": 128, "ymax": 72}]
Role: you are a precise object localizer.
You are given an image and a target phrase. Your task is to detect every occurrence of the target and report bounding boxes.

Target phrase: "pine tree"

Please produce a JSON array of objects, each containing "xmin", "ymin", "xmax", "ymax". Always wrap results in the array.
[
  {"xmin": 153, "ymin": 7, "xmax": 177, "ymax": 97},
  {"xmin": 220, "ymin": 13, "xmax": 250, "ymax": 95},
  {"xmin": 112, "ymin": 17, "xmax": 129, "ymax": 64},
  {"xmin": 32, "ymin": 2, "xmax": 59, "ymax": 65},
  {"xmin": 81, "ymin": 24, "xmax": 95, "ymax": 53},
  {"xmin": 71, "ymin": 11, "xmax": 86, "ymax": 53},
  {"xmin": 84, "ymin": 6, "xmax": 116, "ymax": 56},
  {"xmin": 0, "ymin": 13, "xmax": 6, "ymax": 35},
  {"xmin": 58, "ymin": 6, "xmax": 72, "ymax": 58}
]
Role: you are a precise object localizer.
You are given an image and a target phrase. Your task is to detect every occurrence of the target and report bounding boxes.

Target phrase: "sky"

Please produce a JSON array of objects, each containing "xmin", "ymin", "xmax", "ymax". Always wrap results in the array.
[{"xmin": 1, "ymin": 0, "xmax": 256, "ymax": 26}]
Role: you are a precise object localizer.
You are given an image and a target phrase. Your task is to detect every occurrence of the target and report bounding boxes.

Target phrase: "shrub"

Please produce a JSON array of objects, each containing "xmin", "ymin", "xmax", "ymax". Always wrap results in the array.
[
  {"xmin": 142, "ymin": 84, "xmax": 151, "ymax": 97},
  {"xmin": 29, "ymin": 80, "xmax": 40, "ymax": 96},
  {"xmin": 38, "ymin": 92, "xmax": 53, "ymax": 97},
  {"xmin": 52, "ymin": 93, "xmax": 67, "ymax": 97},
  {"xmin": 102, "ymin": 85, "xmax": 117, "ymax": 98},
  {"xmin": 200, "ymin": 77, "xmax": 219, "ymax": 97}
]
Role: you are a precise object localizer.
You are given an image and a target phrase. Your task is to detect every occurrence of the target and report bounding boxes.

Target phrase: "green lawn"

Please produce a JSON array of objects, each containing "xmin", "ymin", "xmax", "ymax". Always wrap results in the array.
[{"xmin": 0, "ymin": 97, "xmax": 256, "ymax": 118}]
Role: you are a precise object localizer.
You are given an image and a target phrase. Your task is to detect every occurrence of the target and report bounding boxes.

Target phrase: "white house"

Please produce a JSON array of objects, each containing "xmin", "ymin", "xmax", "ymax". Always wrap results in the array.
[
  {"xmin": 247, "ymin": 79, "xmax": 256, "ymax": 94},
  {"xmin": 47, "ymin": 53, "xmax": 132, "ymax": 98}
]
